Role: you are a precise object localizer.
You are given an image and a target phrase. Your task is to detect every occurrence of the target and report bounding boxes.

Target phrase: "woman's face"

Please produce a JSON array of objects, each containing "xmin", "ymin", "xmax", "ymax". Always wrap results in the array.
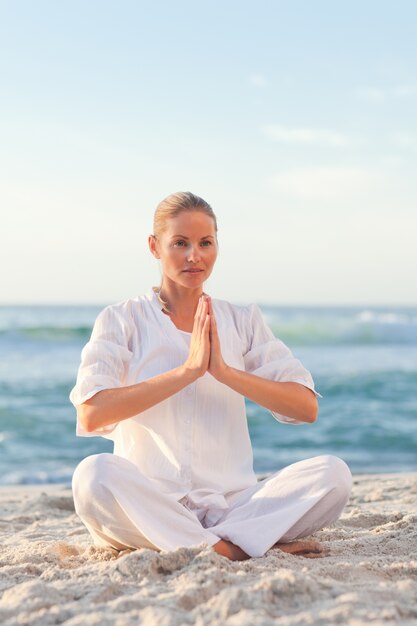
[{"xmin": 150, "ymin": 211, "xmax": 218, "ymax": 290}]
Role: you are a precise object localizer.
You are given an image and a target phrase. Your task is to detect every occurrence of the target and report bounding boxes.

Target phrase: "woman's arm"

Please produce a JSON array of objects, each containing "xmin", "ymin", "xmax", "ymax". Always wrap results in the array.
[
  {"xmin": 212, "ymin": 368, "xmax": 318, "ymax": 423},
  {"xmin": 78, "ymin": 365, "xmax": 196, "ymax": 432},
  {"xmin": 78, "ymin": 297, "xmax": 211, "ymax": 433},
  {"xmin": 207, "ymin": 297, "xmax": 318, "ymax": 424}
]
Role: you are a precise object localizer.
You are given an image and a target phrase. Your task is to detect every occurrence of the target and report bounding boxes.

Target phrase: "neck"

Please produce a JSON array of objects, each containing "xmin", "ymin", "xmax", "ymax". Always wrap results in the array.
[{"xmin": 156, "ymin": 282, "xmax": 204, "ymax": 317}]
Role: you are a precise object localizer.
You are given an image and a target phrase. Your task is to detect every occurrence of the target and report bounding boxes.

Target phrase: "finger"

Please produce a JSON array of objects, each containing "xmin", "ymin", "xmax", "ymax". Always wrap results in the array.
[
  {"xmin": 210, "ymin": 307, "xmax": 217, "ymax": 330},
  {"xmin": 192, "ymin": 296, "xmax": 204, "ymax": 332},
  {"xmin": 191, "ymin": 316, "xmax": 199, "ymax": 337},
  {"xmin": 210, "ymin": 318, "xmax": 217, "ymax": 344},
  {"xmin": 202, "ymin": 311, "xmax": 211, "ymax": 338},
  {"xmin": 209, "ymin": 306, "xmax": 219, "ymax": 341},
  {"xmin": 206, "ymin": 296, "xmax": 213, "ymax": 315},
  {"xmin": 201, "ymin": 299, "xmax": 209, "ymax": 330},
  {"xmin": 205, "ymin": 297, "xmax": 213, "ymax": 324},
  {"xmin": 207, "ymin": 298, "xmax": 216, "ymax": 325},
  {"xmin": 196, "ymin": 298, "xmax": 208, "ymax": 336}
]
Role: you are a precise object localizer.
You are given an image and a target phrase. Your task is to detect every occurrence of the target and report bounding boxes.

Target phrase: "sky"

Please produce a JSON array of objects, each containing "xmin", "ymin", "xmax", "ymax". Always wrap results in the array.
[{"xmin": 1, "ymin": 0, "xmax": 416, "ymax": 306}]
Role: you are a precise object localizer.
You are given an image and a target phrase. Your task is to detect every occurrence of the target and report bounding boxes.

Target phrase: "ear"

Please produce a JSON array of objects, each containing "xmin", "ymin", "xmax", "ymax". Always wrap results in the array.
[{"xmin": 148, "ymin": 234, "xmax": 160, "ymax": 259}]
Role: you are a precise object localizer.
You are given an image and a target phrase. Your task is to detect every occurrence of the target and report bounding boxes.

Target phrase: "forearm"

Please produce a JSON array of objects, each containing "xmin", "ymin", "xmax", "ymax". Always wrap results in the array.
[
  {"xmin": 78, "ymin": 365, "xmax": 197, "ymax": 432},
  {"xmin": 217, "ymin": 367, "xmax": 318, "ymax": 423}
]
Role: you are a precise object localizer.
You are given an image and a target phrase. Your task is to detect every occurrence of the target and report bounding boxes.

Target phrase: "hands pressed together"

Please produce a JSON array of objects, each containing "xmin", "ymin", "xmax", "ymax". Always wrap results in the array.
[
  {"xmin": 182, "ymin": 295, "xmax": 318, "ymax": 424},
  {"xmin": 184, "ymin": 295, "xmax": 228, "ymax": 382},
  {"xmin": 79, "ymin": 294, "xmax": 318, "ymax": 433}
]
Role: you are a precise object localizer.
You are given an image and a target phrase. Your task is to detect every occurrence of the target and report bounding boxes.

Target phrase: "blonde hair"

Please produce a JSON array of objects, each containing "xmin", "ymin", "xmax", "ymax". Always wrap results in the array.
[
  {"xmin": 153, "ymin": 191, "xmax": 218, "ymax": 238},
  {"xmin": 152, "ymin": 192, "xmax": 218, "ymax": 311}
]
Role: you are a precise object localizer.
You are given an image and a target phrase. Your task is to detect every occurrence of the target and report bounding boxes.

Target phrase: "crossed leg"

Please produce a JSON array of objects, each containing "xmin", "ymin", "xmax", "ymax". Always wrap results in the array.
[
  {"xmin": 207, "ymin": 454, "xmax": 352, "ymax": 559},
  {"xmin": 72, "ymin": 453, "xmax": 351, "ymax": 561}
]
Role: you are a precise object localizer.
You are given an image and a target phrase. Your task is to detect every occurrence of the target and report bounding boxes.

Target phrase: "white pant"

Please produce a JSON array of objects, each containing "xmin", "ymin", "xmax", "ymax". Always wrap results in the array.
[{"xmin": 72, "ymin": 453, "xmax": 352, "ymax": 558}]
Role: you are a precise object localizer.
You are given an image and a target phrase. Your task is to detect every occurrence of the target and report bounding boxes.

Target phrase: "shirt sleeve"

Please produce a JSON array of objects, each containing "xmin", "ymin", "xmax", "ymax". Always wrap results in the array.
[
  {"xmin": 69, "ymin": 304, "xmax": 133, "ymax": 437},
  {"xmin": 242, "ymin": 304, "xmax": 321, "ymax": 425}
]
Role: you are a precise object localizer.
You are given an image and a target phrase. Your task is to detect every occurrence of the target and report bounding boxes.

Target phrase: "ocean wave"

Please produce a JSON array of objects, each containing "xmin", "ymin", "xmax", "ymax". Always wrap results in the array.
[
  {"xmin": 1, "ymin": 306, "xmax": 416, "ymax": 346},
  {"xmin": 0, "ymin": 305, "xmax": 100, "ymax": 340},
  {"xmin": 0, "ymin": 468, "xmax": 74, "ymax": 486},
  {"xmin": 266, "ymin": 308, "xmax": 417, "ymax": 346},
  {"xmin": 0, "ymin": 325, "xmax": 92, "ymax": 342}
]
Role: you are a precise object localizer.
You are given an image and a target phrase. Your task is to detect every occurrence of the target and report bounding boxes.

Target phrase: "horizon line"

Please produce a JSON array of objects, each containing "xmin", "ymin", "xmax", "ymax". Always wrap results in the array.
[{"xmin": 1, "ymin": 301, "xmax": 417, "ymax": 309}]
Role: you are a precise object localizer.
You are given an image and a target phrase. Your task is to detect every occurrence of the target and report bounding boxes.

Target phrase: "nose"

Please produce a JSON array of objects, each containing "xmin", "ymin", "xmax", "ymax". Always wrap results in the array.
[{"xmin": 186, "ymin": 245, "xmax": 201, "ymax": 263}]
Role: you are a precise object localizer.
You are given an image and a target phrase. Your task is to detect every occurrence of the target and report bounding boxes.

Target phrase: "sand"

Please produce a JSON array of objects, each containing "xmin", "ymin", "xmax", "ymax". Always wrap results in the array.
[{"xmin": 0, "ymin": 473, "xmax": 416, "ymax": 626}]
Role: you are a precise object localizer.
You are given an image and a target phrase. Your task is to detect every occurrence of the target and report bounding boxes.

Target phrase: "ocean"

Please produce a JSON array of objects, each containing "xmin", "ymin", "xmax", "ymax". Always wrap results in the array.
[{"xmin": 0, "ymin": 303, "xmax": 416, "ymax": 485}]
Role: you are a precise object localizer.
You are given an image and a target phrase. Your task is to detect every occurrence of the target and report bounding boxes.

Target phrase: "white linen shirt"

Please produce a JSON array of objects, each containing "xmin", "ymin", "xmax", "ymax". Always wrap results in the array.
[{"xmin": 70, "ymin": 289, "xmax": 319, "ymax": 520}]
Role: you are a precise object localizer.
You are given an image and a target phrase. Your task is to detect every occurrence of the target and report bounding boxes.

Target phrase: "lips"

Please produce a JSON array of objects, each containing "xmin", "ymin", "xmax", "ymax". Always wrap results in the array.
[{"xmin": 183, "ymin": 268, "xmax": 203, "ymax": 273}]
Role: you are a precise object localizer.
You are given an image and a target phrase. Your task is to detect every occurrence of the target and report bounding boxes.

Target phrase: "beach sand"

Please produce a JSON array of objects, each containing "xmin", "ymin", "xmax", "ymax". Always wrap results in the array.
[{"xmin": 0, "ymin": 473, "xmax": 416, "ymax": 626}]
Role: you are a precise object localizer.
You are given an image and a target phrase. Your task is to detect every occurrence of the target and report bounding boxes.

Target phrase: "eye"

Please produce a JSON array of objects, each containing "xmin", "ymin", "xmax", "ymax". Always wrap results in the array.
[
  {"xmin": 200, "ymin": 240, "xmax": 213, "ymax": 247},
  {"xmin": 173, "ymin": 239, "xmax": 187, "ymax": 247}
]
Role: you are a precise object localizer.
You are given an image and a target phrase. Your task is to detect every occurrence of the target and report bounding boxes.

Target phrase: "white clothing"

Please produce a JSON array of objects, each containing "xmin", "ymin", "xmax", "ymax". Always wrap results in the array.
[
  {"xmin": 72, "ymin": 453, "xmax": 352, "ymax": 558},
  {"xmin": 70, "ymin": 290, "xmax": 320, "ymax": 518},
  {"xmin": 70, "ymin": 290, "xmax": 351, "ymax": 557}
]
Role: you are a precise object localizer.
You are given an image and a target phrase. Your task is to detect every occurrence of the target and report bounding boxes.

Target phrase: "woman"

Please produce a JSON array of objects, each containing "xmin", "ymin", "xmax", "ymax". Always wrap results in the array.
[{"xmin": 70, "ymin": 191, "xmax": 352, "ymax": 561}]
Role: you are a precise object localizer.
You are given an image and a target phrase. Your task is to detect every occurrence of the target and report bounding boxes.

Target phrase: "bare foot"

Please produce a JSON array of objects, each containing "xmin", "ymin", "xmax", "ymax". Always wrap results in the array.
[
  {"xmin": 212, "ymin": 539, "xmax": 251, "ymax": 561},
  {"xmin": 272, "ymin": 539, "xmax": 329, "ymax": 559},
  {"xmin": 117, "ymin": 548, "xmax": 134, "ymax": 558}
]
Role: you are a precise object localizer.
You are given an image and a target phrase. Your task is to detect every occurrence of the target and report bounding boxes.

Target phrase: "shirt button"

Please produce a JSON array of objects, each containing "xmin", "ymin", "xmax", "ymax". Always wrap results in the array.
[{"xmin": 186, "ymin": 387, "xmax": 193, "ymax": 395}]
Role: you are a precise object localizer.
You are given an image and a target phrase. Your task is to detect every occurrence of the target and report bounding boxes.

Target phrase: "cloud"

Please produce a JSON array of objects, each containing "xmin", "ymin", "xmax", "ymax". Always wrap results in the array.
[
  {"xmin": 355, "ymin": 85, "xmax": 417, "ymax": 101},
  {"xmin": 262, "ymin": 125, "xmax": 351, "ymax": 147},
  {"xmin": 355, "ymin": 87, "xmax": 386, "ymax": 102},
  {"xmin": 392, "ymin": 85, "xmax": 417, "ymax": 97},
  {"xmin": 249, "ymin": 73, "xmax": 267, "ymax": 88},
  {"xmin": 378, "ymin": 155, "xmax": 407, "ymax": 167},
  {"xmin": 266, "ymin": 166, "xmax": 378, "ymax": 201},
  {"xmin": 391, "ymin": 132, "xmax": 417, "ymax": 151}
]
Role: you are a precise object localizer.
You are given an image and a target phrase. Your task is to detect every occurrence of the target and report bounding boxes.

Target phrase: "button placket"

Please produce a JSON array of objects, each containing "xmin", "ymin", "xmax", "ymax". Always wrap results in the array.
[{"xmin": 182, "ymin": 382, "xmax": 195, "ymax": 483}]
